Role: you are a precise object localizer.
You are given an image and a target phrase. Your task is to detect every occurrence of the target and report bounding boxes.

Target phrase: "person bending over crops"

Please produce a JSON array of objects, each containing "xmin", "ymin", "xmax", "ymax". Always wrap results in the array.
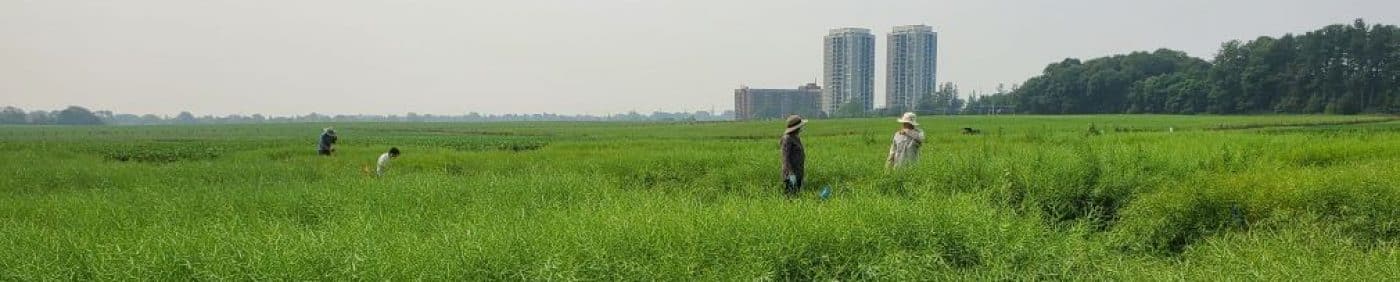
[
  {"xmin": 318, "ymin": 127, "xmax": 339, "ymax": 156},
  {"xmin": 780, "ymin": 115, "xmax": 807, "ymax": 197},
  {"xmin": 376, "ymin": 147, "xmax": 401, "ymax": 176},
  {"xmin": 887, "ymin": 112, "xmax": 925, "ymax": 169}
]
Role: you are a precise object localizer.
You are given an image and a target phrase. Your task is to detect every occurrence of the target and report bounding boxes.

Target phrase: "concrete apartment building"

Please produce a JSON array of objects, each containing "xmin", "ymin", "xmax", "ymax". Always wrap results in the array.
[
  {"xmin": 733, "ymin": 83, "xmax": 822, "ymax": 120},
  {"xmin": 822, "ymin": 28, "xmax": 876, "ymax": 116},
  {"xmin": 886, "ymin": 25, "xmax": 938, "ymax": 112}
]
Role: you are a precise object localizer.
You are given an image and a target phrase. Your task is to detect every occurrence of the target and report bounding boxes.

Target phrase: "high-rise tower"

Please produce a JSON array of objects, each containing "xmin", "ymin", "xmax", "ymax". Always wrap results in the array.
[
  {"xmin": 822, "ymin": 28, "xmax": 876, "ymax": 116},
  {"xmin": 886, "ymin": 25, "xmax": 938, "ymax": 112}
]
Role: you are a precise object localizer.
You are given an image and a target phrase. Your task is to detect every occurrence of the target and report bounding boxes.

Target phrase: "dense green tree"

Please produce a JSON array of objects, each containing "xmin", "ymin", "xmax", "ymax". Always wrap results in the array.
[
  {"xmin": 27, "ymin": 111, "xmax": 53, "ymax": 124},
  {"xmin": 926, "ymin": 82, "xmax": 963, "ymax": 114},
  {"xmin": 0, "ymin": 106, "xmax": 26, "ymax": 124},
  {"xmin": 916, "ymin": 90, "xmax": 938, "ymax": 114},
  {"xmin": 94, "ymin": 110, "xmax": 115, "ymax": 124},
  {"xmin": 175, "ymin": 111, "xmax": 197, "ymax": 124},
  {"xmin": 1010, "ymin": 19, "xmax": 1399, "ymax": 114},
  {"xmin": 55, "ymin": 106, "xmax": 103, "ymax": 125},
  {"xmin": 1208, "ymin": 41, "xmax": 1246, "ymax": 113},
  {"xmin": 139, "ymin": 114, "xmax": 164, "ymax": 124},
  {"xmin": 1014, "ymin": 50, "xmax": 1208, "ymax": 114},
  {"xmin": 964, "ymin": 84, "xmax": 1018, "ymax": 114}
]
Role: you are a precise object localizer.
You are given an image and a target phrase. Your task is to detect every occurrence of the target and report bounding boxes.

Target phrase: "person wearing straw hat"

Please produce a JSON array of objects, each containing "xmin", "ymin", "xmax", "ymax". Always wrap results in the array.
[
  {"xmin": 780, "ymin": 115, "xmax": 808, "ymax": 197},
  {"xmin": 887, "ymin": 112, "xmax": 925, "ymax": 169}
]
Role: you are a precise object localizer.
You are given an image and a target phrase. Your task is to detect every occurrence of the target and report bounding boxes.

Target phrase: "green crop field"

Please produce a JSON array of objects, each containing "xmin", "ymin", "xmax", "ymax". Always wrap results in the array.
[{"xmin": 3, "ymin": 115, "xmax": 1399, "ymax": 280}]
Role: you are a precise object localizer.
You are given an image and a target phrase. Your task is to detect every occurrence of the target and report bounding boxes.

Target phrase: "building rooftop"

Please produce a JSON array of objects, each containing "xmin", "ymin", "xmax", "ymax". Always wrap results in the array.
[
  {"xmin": 736, "ymin": 83, "xmax": 823, "ymax": 91},
  {"xmin": 892, "ymin": 25, "xmax": 935, "ymax": 33},
  {"xmin": 828, "ymin": 27, "xmax": 872, "ymax": 35}
]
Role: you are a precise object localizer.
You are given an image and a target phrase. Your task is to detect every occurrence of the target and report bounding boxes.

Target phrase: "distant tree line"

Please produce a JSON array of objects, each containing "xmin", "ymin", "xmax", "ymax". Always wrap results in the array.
[
  {"xmin": 978, "ymin": 19, "xmax": 1400, "ymax": 114},
  {"xmin": 0, "ymin": 106, "xmax": 105, "ymax": 125},
  {"xmin": 916, "ymin": 82, "xmax": 967, "ymax": 115},
  {"xmin": 963, "ymin": 83, "xmax": 1017, "ymax": 115},
  {"xmin": 838, "ymin": 82, "xmax": 970, "ymax": 118},
  {"xmin": 0, "ymin": 106, "xmax": 736, "ymax": 125}
]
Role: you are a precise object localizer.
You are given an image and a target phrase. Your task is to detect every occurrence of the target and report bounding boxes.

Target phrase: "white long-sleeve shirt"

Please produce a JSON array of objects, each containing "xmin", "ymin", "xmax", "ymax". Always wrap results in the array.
[
  {"xmin": 887, "ymin": 129, "xmax": 925, "ymax": 168},
  {"xmin": 376, "ymin": 153, "xmax": 393, "ymax": 175}
]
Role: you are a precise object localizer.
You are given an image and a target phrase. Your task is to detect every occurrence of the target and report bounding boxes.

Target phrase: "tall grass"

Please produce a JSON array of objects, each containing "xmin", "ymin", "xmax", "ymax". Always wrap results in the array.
[{"xmin": 1, "ymin": 115, "xmax": 1398, "ymax": 279}]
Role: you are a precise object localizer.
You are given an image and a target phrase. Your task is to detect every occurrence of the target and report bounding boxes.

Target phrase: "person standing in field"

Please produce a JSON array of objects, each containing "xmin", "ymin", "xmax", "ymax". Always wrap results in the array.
[
  {"xmin": 780, "ymin": 115, "xmax": 807, "ymax": 197},
  {"xmin": 318, "ymin": 127, "xmax": 338, "ymax": 156},
  {"xmin": 886, "ymin": 112, "xmax": 925, "ymax": 169},
  {"xmin": 376, "ymin": 147, "xmax": 401, "ymax": 176}
]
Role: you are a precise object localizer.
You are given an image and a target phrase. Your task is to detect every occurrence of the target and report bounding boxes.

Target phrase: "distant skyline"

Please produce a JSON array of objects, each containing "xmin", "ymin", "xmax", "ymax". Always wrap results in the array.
[{"xmin": 3, "ymin": 0, "xmax": 1399, "ymax": 116}]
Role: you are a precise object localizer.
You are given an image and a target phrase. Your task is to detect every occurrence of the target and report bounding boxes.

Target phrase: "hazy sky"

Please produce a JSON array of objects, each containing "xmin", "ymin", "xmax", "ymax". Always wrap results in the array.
[{"xmin": 3, "ymin": 0, "xmax": 1398, "ymax": 116}]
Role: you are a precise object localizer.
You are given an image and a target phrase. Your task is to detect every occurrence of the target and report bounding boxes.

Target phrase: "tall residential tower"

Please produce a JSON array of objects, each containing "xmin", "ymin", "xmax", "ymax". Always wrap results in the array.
[
  {"xmin": 822, "ymin": 28, "xmax": 876, "ymax": 116},
  {"xmin": 886, "ymin": 25, "xmax": 938, "ymax": 112}
]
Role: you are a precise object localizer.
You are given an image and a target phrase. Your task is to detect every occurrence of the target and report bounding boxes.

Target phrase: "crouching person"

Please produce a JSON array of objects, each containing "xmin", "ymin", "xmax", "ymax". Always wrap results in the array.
[
  {"xmin": 780, "ymin": 115, "xmax": 807, "ymax": 197},
  {"xmin": 318, "ymin": 127, "xmax": 338, "ymax": 156},
  {"xmin": 376, "ymin": 147, "xmax": 401, "ymax": 176}
]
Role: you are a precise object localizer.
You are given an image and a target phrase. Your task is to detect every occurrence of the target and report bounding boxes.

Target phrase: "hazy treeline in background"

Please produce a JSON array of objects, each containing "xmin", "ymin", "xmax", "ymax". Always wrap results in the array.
[
  {"xmin": 0, "ymin": 106, "xmax": 735, "ymax": 126},
  {"xmin": 977, "ymin": 19, "xmax": 1400, "ymax": 115}
]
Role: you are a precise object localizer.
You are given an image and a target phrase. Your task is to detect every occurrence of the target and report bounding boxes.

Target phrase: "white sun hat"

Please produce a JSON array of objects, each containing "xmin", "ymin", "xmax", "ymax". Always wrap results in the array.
[{"xmin": 896, "ymin": 112, "xmax": 919, "ymax": 126}]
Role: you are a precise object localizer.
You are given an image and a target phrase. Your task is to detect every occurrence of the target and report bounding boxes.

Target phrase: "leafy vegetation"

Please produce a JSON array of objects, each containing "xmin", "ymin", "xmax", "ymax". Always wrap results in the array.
[
  {"xmin": 1, "ymin": 115, "xmax": 1398, "ymax": 279},
  {"xmin": 994, "ymin": 19, "xmax": 1400, "ymax": 114},
  {"xmin": 0, "ymin": 106, "xmax": 105, "ymax": 125}
]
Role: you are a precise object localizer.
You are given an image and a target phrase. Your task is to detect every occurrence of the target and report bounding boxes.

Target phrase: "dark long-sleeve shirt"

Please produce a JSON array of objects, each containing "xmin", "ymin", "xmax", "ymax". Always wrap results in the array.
[
  {"xmin": 780, "ymin": 133, "xmax": 805, "ymax": 183},
  {"xmin": 319, "ymin": 132, "xmax": 337, "ymax": 151}
]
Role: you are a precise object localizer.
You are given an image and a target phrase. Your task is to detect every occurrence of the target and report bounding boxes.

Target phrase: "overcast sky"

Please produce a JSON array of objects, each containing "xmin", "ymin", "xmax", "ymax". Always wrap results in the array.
[{"xmin": 3, "ymin": 0, "xmax": 1398, "ymax": 116}]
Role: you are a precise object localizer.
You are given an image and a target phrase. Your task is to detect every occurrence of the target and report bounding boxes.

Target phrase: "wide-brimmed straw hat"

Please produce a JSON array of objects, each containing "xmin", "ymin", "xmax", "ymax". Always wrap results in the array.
[
  {"xmin": 784, "ymin": 115, "xmax": 808, "ymax": 134},
  {"xmin": 896, "ymin": 112, "xmax": 919, "ymax": 126}
]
